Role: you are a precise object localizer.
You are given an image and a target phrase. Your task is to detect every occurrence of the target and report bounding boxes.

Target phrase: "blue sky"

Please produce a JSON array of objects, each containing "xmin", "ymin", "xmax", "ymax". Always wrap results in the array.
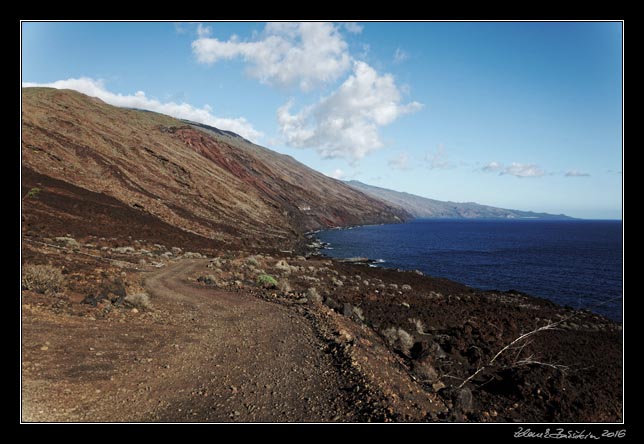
[{"xmin": 22, "ymin": 21, "xmax": 623, "ymax": 219}]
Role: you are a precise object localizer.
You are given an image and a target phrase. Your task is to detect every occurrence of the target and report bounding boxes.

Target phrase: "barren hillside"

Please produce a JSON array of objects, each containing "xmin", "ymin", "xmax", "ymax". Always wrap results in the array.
[{"xmin": 22, "ymin": 88, "xmax": 408, "ymax": 251}]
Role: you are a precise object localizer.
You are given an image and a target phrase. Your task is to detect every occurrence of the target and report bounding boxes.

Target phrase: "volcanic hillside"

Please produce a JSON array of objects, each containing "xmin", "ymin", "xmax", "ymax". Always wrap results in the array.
[{"xmin": 21, "ymin": 88, "xmax": 408, "ymax": 251}]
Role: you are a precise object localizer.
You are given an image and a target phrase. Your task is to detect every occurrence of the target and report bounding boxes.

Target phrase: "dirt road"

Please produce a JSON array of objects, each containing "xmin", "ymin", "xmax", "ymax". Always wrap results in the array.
[{"xmin": 22, "ymin": 260, "xmax": 357, "ymax": 422}]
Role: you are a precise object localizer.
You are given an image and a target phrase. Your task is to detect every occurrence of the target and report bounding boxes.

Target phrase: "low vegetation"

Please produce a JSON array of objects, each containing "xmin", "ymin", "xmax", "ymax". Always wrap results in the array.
[
  {"xmin": 256, "ymin": 274, "xmax": 278, "ymax": 289},
  {"xmin": 22, "ymin": 264, "xmax": 65, "ymax": 294},
  {"xmin": 24, "ymin": 187, "xmax": 41, "ymax": 199},
  {"xmin": 124, "ymin": 293, "xmax": 152, "ymax": 310},
  {"xmin": 381, "ymin": 326, "xmax": 415, "ymax": 356}
]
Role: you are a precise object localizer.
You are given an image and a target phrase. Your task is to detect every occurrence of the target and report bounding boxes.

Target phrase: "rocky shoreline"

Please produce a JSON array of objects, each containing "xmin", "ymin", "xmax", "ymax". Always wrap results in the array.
[{"xmin": 22, "ymin": 232, "xmax": 623, "ymax": 422}]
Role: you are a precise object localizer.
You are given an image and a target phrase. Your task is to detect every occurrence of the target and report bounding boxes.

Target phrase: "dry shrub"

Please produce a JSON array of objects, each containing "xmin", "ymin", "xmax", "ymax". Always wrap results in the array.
[
  {"xmin": 22, "ymin": 264, "xmax": 64, "ymax": 294},
  {"xmin": 124, "ymin": 293, "xmax": 152, "ymax": 309},
  {"xmin": 382, "ymin": 326, "xmax": 414, "ymax": 356}
]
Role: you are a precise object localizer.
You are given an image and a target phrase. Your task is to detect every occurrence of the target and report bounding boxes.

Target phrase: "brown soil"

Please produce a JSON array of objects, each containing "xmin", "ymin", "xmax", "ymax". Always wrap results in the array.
[
  {"xmin": 23, "ymin": 260, "xmax": 365, "ymax": 422},
  {"xmin": 21, "ymin": 249, "xmax": 622, "ymax": 423}
]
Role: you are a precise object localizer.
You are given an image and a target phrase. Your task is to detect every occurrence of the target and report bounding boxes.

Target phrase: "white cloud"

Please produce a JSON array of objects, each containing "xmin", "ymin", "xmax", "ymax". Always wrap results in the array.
[
  {"xmin": 326, "ymin": 168, "xmax": 346, "ymax": 180},
  {"xmin": 192, "ymin": 22, "xmax": 351, "ymax": 92},
  {"xmin": 424, "ymin": 144, "xmax": 453, "ymax": 169},
  {"xmin": 22, "ymin": 77, "xmax": 262, "ymax": 142},
  {"xmin": 503, "ymin": 162, "xmax": 545, "ymax": 178},
  {"xmin": 174, "ymin": 22, "xmax": 187, "ymax": 34},
  {"xmin": 480, "ymin": 161, "xmax": 545, "ymax": 178},
  {"xmin": 565, "ymin": 169, "xmax": 590, "ymax": 177},
  {"xmin": 343, "ymin": 22, "xmax": 363, "ymax": 34},
  {"xmin": 481, "ymin": 161, "xmax": 503, "ymax": 173},
  {"xmin": 393, "ymin": 47, "xmax": 409, "ymax": 64},
  {"xmin": 388, "ymin": 152, "xmax": 411, "ymax": 171},
  {"xmin": 277, "ymin": 61, "xmax": 423, "ymax": 161},
  {"xmin": 196, "ymin": 23, "xmax": 212, "ymax": 38}
]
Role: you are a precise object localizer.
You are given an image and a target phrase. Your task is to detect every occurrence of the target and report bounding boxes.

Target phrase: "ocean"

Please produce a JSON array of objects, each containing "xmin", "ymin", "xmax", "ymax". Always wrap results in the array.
[{"xmin": 317, "ymin": 219, "xmax": 623, "ymax": 321}]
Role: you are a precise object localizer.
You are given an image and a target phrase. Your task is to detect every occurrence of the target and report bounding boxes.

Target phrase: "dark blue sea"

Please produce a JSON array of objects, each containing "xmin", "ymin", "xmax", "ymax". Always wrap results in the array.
[{"xmin": 317, "ymin": 219, "xmax": 623, "ymax": 321}]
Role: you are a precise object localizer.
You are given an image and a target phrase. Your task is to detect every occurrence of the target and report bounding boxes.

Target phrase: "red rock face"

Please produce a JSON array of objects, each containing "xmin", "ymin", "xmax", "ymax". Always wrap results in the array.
[{"xmin": 21, "ymin": 88, "xmax": 410, "ymax": 250}]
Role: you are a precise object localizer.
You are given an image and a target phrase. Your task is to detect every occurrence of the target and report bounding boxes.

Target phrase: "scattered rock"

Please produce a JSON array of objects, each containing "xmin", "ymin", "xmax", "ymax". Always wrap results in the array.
[
  {"xmin": 457, "ymin": 387, "xmax": 473, "ymax": 412},
  {"xmin": 331, "ymin": 277, "xmax": 344, "ymax": 287},
  {"xmin": 54, "ymin": 236, "xmax": 80, "ymax": 249},
  {"xmin": 432, "ymin": 381, "xmax": 446, "ymax": 391},
  {"xmin": 401, "ymin": 284, "xmax": 412, "ymax": 292},
  {"xmin": 323, "ymin": 296, "xmax": 343, "ymax": 312},
  {"xmin": 183, "ymin": 252, "xmax": 203, "ymax": 259},
  {"xmin": 336, "ymin": 329, "xmax": 353, "ymax": 343},
  {"xmin": 197, "ymin": 275, "xmax": 218, "ymax": 286},
  {"xmin": 171, "ymin": 247, "xmax": 183, "ymax": 254},
  {"xmin": 112, "ymin": 246, "xmax": 135, "ymax": 254},
  {"xmin": 401, "ymin": 302, "xmax": 410, "ymax": 308}
]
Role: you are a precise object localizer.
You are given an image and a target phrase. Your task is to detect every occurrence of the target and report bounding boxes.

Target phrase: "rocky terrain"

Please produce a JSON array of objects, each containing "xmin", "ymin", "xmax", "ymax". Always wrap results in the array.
[
  {"xmin": 21, "ymin": 236, "xmax": 622, "ymax": 422},
  {"xmin": 21, "ymin": 87, "xmax": 622, "ymax": 423},
  {"xmin": 346, "ymin": 180, "xmax": 572, "ymax": 219}
]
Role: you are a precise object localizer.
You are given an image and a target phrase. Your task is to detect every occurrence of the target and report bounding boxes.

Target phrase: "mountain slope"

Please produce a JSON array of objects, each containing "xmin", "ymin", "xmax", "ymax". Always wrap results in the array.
[
  {"xmin": 21, "ymin": 88, "xmax": 409, "ymax": 251},
  {"xmin": 346, "ymin": 180, "xmax": 572, "ymax": 220}
]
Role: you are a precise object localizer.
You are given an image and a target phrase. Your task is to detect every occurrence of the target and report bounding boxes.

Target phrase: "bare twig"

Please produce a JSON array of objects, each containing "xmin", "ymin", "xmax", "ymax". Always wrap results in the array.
[
  {"xmin": 489, "ymin": 322, "xmax": 561, "ymax": 364},
  {"xmin": 458, "ymin": 318, "xmax": 570, "ymax": 389}
]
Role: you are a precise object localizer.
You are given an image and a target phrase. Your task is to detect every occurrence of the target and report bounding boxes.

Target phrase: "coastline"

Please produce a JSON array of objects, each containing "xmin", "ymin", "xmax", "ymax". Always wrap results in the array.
[
  {"xmin": 310, "ymin": 220, "xmax": 623, "ymax": 323},
  {"xmin": 22, "ymin": 230, "xmax": 623, "ymax": 422}
]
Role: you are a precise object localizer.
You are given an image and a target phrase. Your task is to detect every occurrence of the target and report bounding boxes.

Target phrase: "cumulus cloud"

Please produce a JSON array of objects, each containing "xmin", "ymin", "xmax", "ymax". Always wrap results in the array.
[
  {"xmin": 565, "ymin": 169, "xmax": 590, "ymax": 177},
  {"xmin": 192, "ymin": 22, "xmax": 351, "ymax": 92},
  {"xmin": 393, "ymin": 47, "xmax": 409, "ymax": 64},
  {"xmin": 480, "ymin": 161, "xmax": 545, "ymax": 178},
  {"xmin": 326, "ymin": 168, "xmax": 346, "ymax": 180},
  {"xmin": 277, "ymin": 61, "xmax": 423, "ymax": 161},
  {"xmin": 343, "ymin": 22, "xmax": 363, "ymax": 34},
  {"xmin": 22, "ymin": 77, "xmax": 262, "ymax": 142},
  {"xmin": 388, "ymin": 152, "xmax": 411, "ymax": 171},
  {"xmin": 424, "ymin": 144, "xmax": 453, "ymax": 170}
]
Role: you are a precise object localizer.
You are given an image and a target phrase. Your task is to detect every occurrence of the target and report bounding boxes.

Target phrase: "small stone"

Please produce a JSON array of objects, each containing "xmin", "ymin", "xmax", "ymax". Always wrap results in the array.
[
  {"xmin": 457, "ymin": 387, "xmax": 473, "ymax": 412},
  {"xmin": 40, "ymin": 345, "xmax": 49, "ymax": 351},
  {"xmin": 337, "ymin": 329, "xmax": 353, "ymax": 343},
  {"xmin": 131, "ymin": 308, "xmax": 139, "ymax": 313},
  {"xmin": 432, "ymin": 381, "xmax": 446, "ymax": 391},
  {"xmin": 402, "ymin": 302, "xmax": 410, "ymax": 308}
]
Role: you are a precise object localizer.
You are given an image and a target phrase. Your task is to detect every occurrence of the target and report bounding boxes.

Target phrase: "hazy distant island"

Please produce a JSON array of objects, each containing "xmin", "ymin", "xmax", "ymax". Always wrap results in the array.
[{"xmin": 345, "ymin": 180, "xmax": 574, "ymax": 220}]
